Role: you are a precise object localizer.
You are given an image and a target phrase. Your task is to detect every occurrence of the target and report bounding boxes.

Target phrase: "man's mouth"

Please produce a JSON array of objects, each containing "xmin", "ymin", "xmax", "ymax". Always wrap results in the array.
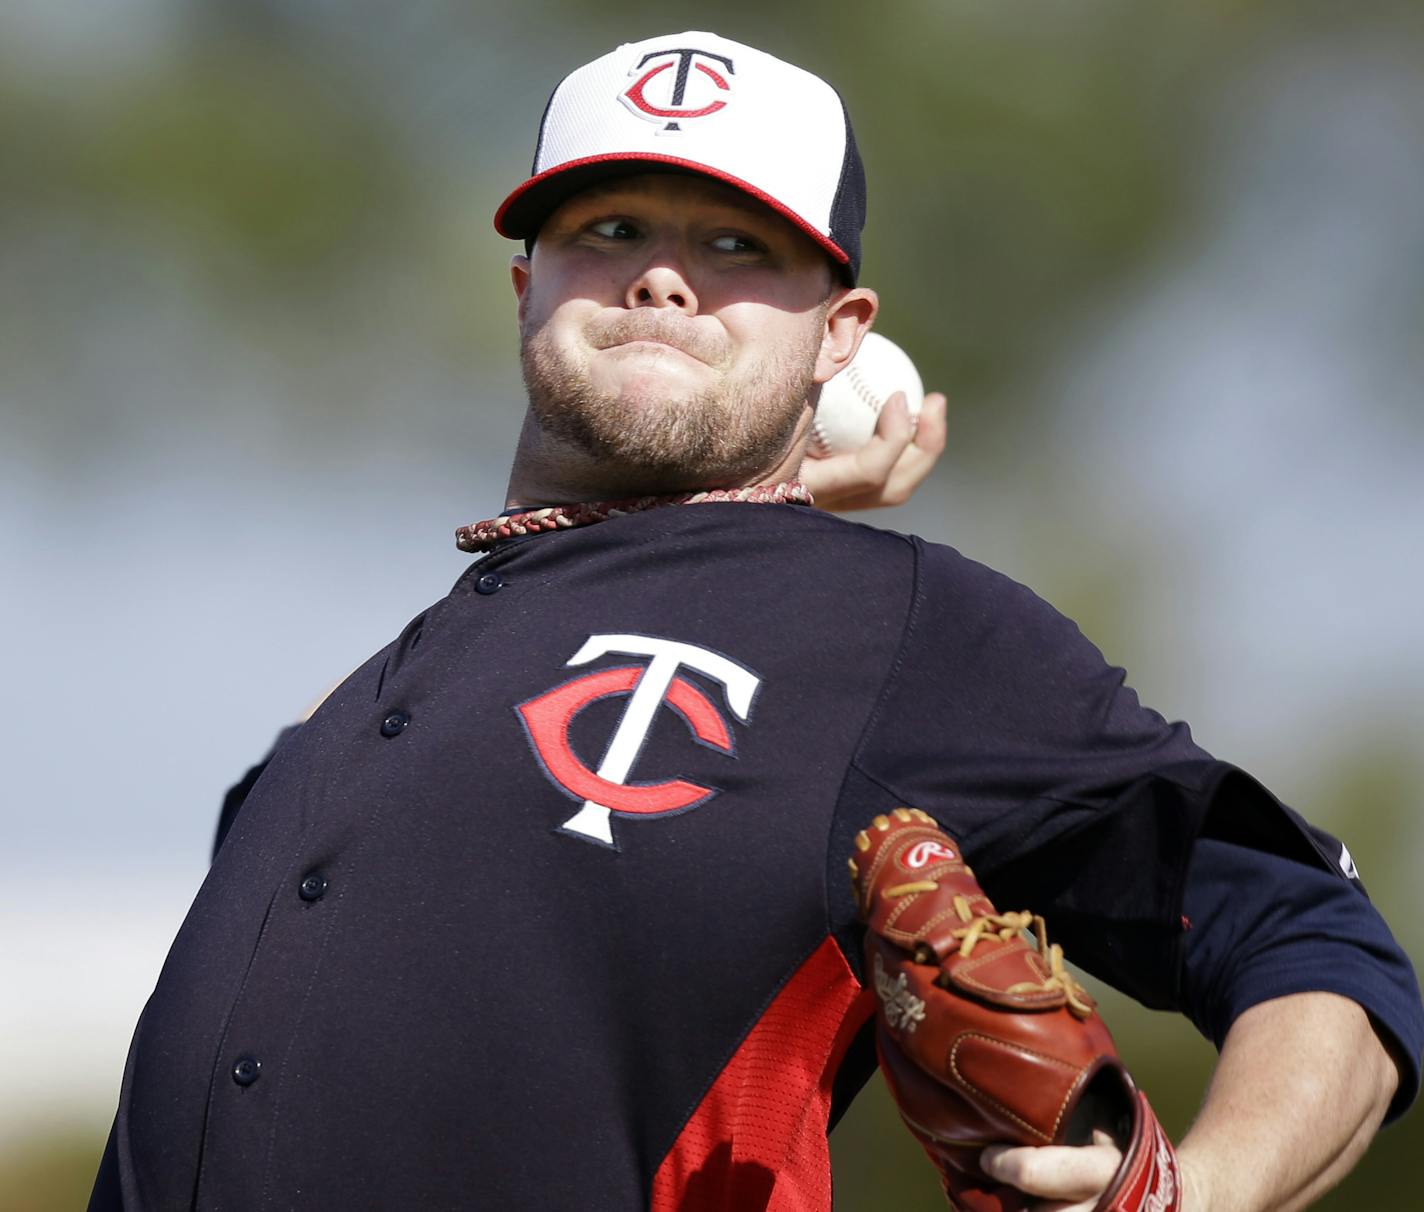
[
  {"xmin": 604, "ymin": 338, "xmax": 704, "ymax": 362},
  {"xmin": 588, "ymin": 318, "xmax": 728, "ymax": 367}
]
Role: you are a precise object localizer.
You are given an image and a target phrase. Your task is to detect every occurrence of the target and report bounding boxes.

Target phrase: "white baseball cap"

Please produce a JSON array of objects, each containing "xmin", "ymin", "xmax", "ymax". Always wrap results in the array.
[{"xmin": 494, "ymin": 31, "xmax": 867, "ymax": 284}]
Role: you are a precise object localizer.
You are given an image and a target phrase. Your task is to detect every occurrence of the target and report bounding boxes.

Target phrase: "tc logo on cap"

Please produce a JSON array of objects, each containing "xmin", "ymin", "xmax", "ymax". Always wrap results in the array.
[{"xmin": 620, "ymin": 46, "xmax": 735, "ymax": 133}]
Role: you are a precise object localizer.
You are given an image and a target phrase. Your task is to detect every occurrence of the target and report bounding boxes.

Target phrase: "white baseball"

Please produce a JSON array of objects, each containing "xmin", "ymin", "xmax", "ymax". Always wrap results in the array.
[{"xmin": 808, "ymin": 332, "xmax": 924, "ymax": 457}]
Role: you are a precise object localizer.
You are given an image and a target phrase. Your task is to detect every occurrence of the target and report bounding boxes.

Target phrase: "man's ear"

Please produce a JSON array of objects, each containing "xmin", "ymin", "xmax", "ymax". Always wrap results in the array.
[
  {"xmin": 511, "ymin": 254, "xmax": 532, "ymax": 324},
  {"xmin": 813, "ymin": 287, "xmax": 878, "ymax": 384}
]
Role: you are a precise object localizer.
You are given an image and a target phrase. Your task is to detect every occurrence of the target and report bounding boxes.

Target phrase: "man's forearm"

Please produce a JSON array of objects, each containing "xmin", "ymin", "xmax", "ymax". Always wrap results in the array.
[{"xmin": 1177, "ymin": 991, "xmax": 1400, "ymax": 1212}]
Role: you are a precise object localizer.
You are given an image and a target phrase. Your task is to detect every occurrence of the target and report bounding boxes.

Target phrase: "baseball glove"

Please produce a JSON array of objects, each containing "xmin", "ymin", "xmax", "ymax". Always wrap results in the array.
[{"xmin": 849, "ymin": 809, "xmax": 1181, "ymax": 1212}]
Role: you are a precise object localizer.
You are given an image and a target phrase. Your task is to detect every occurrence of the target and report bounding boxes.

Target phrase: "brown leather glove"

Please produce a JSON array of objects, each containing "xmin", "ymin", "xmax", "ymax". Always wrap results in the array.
[{"xmin": 849, "ymin": 809, "xmax": 1181, "ymax": 1212}]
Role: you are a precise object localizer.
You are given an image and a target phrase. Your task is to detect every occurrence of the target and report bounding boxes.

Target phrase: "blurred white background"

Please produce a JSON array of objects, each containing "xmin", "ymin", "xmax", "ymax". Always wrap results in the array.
[{"xmin": 2, "ymin": 1, "xmax": 1420, "ymax": 1204}]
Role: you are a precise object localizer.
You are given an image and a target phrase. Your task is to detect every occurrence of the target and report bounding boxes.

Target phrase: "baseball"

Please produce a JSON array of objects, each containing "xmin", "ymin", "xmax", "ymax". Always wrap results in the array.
[{"xmin": 809, "ymin": 332, "xmax": 925, "ymax": 457}]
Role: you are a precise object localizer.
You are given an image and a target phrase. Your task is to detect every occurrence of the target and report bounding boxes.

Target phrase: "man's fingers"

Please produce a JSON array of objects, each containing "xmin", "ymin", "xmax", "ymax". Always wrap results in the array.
[
  {"xmin": 980, "ymin": 1140, "xmax": 1122, "ymax": 1204},
  {"xmin": 913, "ymin": 391, "xmax": 948, "ymax": 456},
  {"xmin": 853, "ymin": 392, "xmax": 914, "ymax": 480},
  {"xmin": 1019, "ymin": 1133, "xmax": 1122, "ymax": 1212},
  {"xmin": 879, "ymin": 392, "xmax": 948, "ymax": 504},
  {"xmin": 800, "ymin": 388, "xmax": 948, "ymax": 511},
  {"xmin": 872, "ymin": 390, "xmax": 915, "ymax": 444},
  {"xmin": 801, "ymin": 395, "xmax": 909, "ymax": 507},
  {"xmin": 797, "ymin": 449, "xmax": 871, "ymax": 501}
]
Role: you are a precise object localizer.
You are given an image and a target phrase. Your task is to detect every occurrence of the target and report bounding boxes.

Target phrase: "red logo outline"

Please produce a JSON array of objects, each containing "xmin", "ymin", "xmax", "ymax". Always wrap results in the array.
[
  {"xmin": 619, "ymin": 47, "xmax": 735, "ymax": 131},
  {"xmin": 518, "ymin": 666, "xmax": 733, "ymax": 816},
  {"xmin": 624, "ymin": 61, "xmax": 730, "ymax": 120}
]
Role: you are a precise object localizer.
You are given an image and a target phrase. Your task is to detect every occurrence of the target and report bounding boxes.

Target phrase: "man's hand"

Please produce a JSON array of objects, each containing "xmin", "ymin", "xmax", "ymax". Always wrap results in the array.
[
  {"xmin": 801, "ymin": 389, "xmax": 947, "ymax": 510},
  {"xmin": 982, "ymin": 1133, "xmax": 1206, "ymax": 1212},
  {"xmin": 981, "ymin": 1133, "xmax": 1124, "ymax": 1212},
  {"xmin": 983, "ymin": 1133, "xmax": 1119, "ymax": 1212},
  {"xmin": 981, "ymin": 992, "xmax": 1401, "ymax": 1212}
]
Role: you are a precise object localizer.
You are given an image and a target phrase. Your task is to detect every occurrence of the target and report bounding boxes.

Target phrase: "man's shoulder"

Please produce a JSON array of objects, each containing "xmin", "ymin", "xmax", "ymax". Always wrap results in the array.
[
  {"xmin": 503, "ymin": 504, "xmax": 1047, "ymax": 612},
  {"xmin": 822, "ymin": 522, "xmax": 1107, "ymax": 666},
  {"xmin": 809, "ymin": 514, "xmax": 1051, "ymax": 611},
  {"xmin": 706, "ymin": 505, "xmax": 1049, "ymax": 610}
]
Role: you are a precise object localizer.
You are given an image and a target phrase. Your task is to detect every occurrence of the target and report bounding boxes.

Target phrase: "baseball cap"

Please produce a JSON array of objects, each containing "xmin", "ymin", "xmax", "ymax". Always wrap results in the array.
[{"xmin": 494, "ymin": 32, "xmax": 867, "ymax": 284}]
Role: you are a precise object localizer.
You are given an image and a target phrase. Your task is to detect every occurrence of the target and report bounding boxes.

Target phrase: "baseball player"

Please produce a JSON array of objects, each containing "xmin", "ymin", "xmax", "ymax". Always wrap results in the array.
[{"xmin": 90, "ymin": 31, "xmax": 1419, "ymax": 1211}]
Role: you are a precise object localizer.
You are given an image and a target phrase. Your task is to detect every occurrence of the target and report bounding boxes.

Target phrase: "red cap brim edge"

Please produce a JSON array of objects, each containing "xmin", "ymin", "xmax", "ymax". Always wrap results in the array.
[{"xmin": 493, "ymin": 153, "xmax": 851, "ymax": 268}]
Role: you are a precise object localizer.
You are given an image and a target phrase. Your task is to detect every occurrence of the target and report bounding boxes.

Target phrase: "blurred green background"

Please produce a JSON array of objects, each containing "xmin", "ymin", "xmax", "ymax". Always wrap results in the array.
[{"xmin": 2, "ymin": 0, "xmax": 1421, "ymax": 1206}]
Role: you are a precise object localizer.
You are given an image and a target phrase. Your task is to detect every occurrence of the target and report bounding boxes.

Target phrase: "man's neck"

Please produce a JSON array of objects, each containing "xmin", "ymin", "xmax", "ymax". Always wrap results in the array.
[{"xmin": 502, "ymin": 409, "xmax": 812, "ymax": 510}]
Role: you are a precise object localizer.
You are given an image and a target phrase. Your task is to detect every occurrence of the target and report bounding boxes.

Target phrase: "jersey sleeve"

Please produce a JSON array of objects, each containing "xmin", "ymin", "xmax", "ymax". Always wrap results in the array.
[
  {"xmin": 1181, "ymin": 837, "xmax": 1422, "ymax": 1122},
  {"xmin": 844, "ymin": 537, "xmax": 1405, "ymax": 1016}
]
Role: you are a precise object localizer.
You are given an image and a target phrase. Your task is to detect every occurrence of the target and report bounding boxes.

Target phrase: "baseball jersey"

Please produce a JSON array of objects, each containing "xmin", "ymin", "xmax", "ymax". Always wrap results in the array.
[{"xmin": 89, "ymin": 503, "xmax": 1421, "ymax": 1210}]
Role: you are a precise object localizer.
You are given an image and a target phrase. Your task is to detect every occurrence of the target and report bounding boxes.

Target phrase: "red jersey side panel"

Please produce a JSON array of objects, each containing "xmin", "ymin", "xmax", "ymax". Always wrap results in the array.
[{"xmin": 651, "ymin": 937, "xmax": 874, "ymax": 1212}]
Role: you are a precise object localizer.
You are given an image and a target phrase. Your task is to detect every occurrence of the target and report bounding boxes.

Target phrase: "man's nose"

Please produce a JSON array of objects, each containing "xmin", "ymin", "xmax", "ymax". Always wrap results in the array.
[{"xmin": 625, "ymin": 252, "xmax": 699, "ymax": 314}]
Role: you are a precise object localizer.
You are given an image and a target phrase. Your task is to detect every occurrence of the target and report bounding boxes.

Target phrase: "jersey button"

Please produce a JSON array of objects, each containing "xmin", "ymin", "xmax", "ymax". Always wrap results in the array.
[
  {"xmin": 232, "ymin": 1055, "xmax": 262, "ymax": 1087},
  {"xmin": 380, "ymin": 709, "xmax": 411, "ymax": 738},
  {"xmin": 298, "ymin": 871, "xmax": 328, "ymax": 902},
  {"xmin": 474, "ymin": 572, "xmax": 504, "ymax": 595}
]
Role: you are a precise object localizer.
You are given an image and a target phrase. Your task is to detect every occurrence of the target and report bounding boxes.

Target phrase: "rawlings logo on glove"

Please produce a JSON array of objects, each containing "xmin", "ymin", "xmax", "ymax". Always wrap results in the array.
[{"xmin": 849, "ymin": 809, "xmax": 1182, "ymax": 1212}]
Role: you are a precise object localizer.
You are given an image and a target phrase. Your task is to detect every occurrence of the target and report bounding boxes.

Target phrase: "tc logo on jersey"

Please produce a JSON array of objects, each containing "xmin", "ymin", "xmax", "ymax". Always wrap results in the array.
[
  {"xmin": 518, "ymin": 634, "xmax": 761, "ymax": 846},
  {"xmin": 619, "ymin": 46, "xmax": 735, "ymax": 133},
  {"xmin": 900, "ymin": 840, "xmax": 957, "ymax": 871}
]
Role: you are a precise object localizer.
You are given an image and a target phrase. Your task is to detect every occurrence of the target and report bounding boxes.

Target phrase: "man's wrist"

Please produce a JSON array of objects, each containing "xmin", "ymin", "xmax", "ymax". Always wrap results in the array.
[{"xmin": 1177, "ymin": 1152, "xmax": 1213, "ymax": 1212}]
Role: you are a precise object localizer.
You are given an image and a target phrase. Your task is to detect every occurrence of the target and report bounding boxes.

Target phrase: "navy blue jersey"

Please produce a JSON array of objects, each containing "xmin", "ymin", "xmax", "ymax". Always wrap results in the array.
[{"xmin": 91, "ymin": 504, "xmax": 1421, "ymax": 1210}]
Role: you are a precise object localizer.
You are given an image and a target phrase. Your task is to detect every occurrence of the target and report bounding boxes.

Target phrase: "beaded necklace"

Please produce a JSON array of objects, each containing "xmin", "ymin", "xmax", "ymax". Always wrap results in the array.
[{"xmin": 455, "ymin": 481, "xmax": 813, "ymax": 552}]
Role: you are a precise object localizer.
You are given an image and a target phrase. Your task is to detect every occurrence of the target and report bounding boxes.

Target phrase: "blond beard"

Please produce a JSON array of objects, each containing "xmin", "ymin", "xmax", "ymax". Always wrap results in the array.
[{"xmin": 519, "ymin": 309, "xmax": 823, "ymax": 494}]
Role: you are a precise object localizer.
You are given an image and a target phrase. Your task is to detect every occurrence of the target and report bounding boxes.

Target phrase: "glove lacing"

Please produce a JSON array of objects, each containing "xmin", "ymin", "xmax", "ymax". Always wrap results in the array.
[{"xmin": 882, "ymin": 882, "xmax": 1096, "ymax": 1018}]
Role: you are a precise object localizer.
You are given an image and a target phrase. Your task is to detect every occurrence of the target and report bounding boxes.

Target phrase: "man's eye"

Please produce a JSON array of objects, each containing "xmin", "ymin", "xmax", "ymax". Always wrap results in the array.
[
  {"xmin": 710, "ymin": 234, "xmax": 764, "ymax": 254},
  {"xmin": 589, "ymin": 218, "xmax": 640, "ymax": 240}
]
